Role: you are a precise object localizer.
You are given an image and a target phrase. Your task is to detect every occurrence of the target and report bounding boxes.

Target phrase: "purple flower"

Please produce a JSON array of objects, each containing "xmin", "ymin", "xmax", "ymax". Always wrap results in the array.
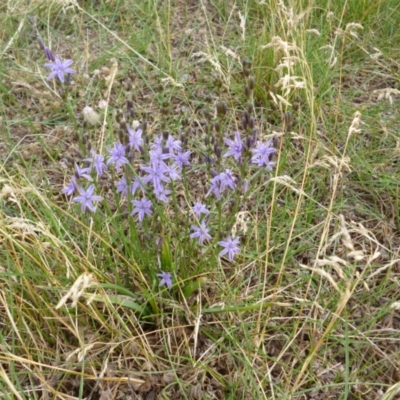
[
  {"xmin": 251, "ymin": 140, "xmax": 276, "ymax": 168},
  {"xmin": 224, "ymin": 131, "xmax": 244, "ymax": 161},
  {"xmin": 190, "ymin": 221, "xmax": 212, "ymax": 245},
  {"xmin": 173, "ymin": 150, "xmax": 191, "ymax": 169},
  {"xmin": 165, "ymin": 135, "xmax": 182, "ymax": 153},
  {"xmin": 74, "ymin": 163, "xmax": 93, "ymax": 181},
  {"xmin": 192, "ymin": 202, "xmax": 209, "ymax": 219},
  {"xmin": 131, "ymin": 197, "xmax": 153, "ymax": 222},
  {"xmin": 44, "ymin": 55, "xmax": 76, "ymax": 83},
  {"xmin": 72, "ymin": 184, "xmax": 103, "ymax": 213},
  {"xmin": 149, "ymin": 147, "xmax": 172, "ymax": 164},
  {"xmin": 131, "ymin": 177, "xmax": 146, "ymax": 195},
  {"xmin": 84, "ymin": 151, "xmax": 107, "ymax": 178},
  {"xmin": 127, "ymin": 127, "xmax": 143, "ymax": 151},
  {"xmin": 164, "ymin": 164, "xmax": 181, "ymax": 181},
  {"xmin": 115, "ymin": 175, "xmax": 128, "ymax": 196},
  {"xmin": 206, "ymin": 170, "xmax": 236, "ymax": 198},
  {"xmin": 141, "ymin": 162, "xmax": 170, "ymax": 190},
  {"xmin": 151, "ymin": 135, "xmax": 163, "ymax": 149},
  {"xmin": 154, "ymin": 185, "xmax": 171, "ymax": 203},
  {"xmin": 219, "ymin": 169, "xmax": 236, "ymax": 191},
  {"xmin": 206, "ymin": 175, "xmax": 221, "ymax": 199},
  {"xmin": 107, "ymin": 142, "xmax": 129, "ymax": 172},
  {"xmin": 157, "ymin": 271, "xmax": 172, "ymax": 288},
  {"xmin": 218, "ymin": 236, "xmax": 241, "ymax": 261},
  {"xmin": 62, "ymin": 176, "xmax": 78, "ymax": 196}
]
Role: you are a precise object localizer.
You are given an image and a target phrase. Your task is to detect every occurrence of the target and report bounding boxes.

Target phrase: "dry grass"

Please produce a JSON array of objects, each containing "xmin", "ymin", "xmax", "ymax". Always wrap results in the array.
[{"xmin": 1, "ymin": 0, "xmax": 400, "ymax": 399}]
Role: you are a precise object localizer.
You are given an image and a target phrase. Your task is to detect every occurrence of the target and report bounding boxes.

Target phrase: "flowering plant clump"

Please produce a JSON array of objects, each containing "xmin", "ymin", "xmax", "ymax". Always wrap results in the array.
[{"xmin": 53, "ymin": 51, "xmax": 277, "ymax": 295}]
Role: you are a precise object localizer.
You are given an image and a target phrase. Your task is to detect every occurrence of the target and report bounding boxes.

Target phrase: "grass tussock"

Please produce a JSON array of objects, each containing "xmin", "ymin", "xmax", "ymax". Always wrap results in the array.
[{"xmin": 1, "ymin": 0, "xmax": 400, "ymax": 399}]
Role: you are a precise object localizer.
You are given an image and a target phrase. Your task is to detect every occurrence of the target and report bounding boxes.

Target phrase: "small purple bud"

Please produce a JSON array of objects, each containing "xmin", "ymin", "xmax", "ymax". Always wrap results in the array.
[
  {"xmin": 242, "ymin": 57, "xmax": 251, "ymax": 68},
  {"xmin": 163, "ymin": 131, "xmax": 169, "ymax": 140},
  {"xmin": 247, "ymin": 102, "xmax": 254, "ymax": 114},
  {"xmin": 162, "ymin": 146, "xmax": 170, "ymax": 155},
  {"xmin": 246, "ymin": 135, "xmax": 253, "ymax": 149},
  {"xmin": 284, "ymin": 111, "xmax": 291, "ymax": 130},
  {"xmin": 65, "ymin": 73, "xmax": 72, "ymax": 85},
  {"xmin": 44, "ymin": 47, "xmax": 55, "ymax": 62},
  {"xmin": 244, "ymin": 85, "xmax": 250, "ymax": 99},
  {"xmin": 248, "ymin": 117, "xmax": 255, "ymax": 129},
  {"xmin": 214, "ymin": 146, "xmax": 222, "ymax": 159},
  {"xmin": 213, "ymin": 121, "xmax": 220, "ymax": 133},
  {"xmin": 248, "ymin": 76, "xmax": 255, "ymax": 91},
  {"xmin": 242, "ymin": 115, "xmax": 248, "ymax": 130},
  {"xmin": 211, "ymin": 134, "xmax": 216, "ymax": 146},
  {"xmin": 74, "ymin": 149, "xmax": 83, "ymax": 159},
  {"xmin": 36, "ymin": 36, "xmax": 45, "ymax": 50}
]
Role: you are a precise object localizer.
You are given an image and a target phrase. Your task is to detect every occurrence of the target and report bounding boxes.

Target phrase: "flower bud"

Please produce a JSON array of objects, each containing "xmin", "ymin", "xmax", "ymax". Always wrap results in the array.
[
  {"xmin": 217, "ymin": 101, "xmax": 228, "ymax": 116},
  {"xmin": 243, "ymin": 68, "xmax": 251, "ymax": 78},
  {"xmin": 284, "ymin": 111, "xmax": 291, "ymax": 127},
  {"xmin": 242, "ymin": 115, "xmax": 248, "ymax": 130},
  {"xmin": 248, "ymin": 76, "xmax": 255, "ymax": 91},
  {"xmin": 242, "ymin": 57, "xmax": 251, "ymax": 68},
  {"xmin": 244, "ymin": 85, "xmax": 250, "ymax": 99},
  {"xmin": 248, "ymin": 116, "xmax": 254, "ymax": 129},
  {"xmin": 44, "ymin": 47, "xmax": 55, "ymax": 62},
  {"xmin": 246, "ymin": 135, "xmax": 253, "ymax": 149}
]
